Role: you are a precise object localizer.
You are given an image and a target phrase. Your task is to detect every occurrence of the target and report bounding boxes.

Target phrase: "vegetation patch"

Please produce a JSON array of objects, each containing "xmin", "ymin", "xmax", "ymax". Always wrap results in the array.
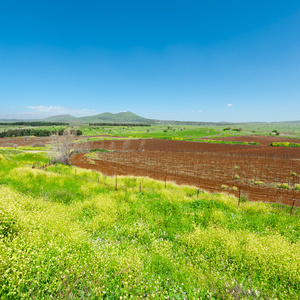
[
  {"xmin": 270, "ymin": 142, "xmax": 300, "ymax": 147},
  {"xmin": 90, "ymin": 148, "xmax": 110, "ymax": 153},
  {"xmin": 0, "ymin": 148, "xmax": 299, "ymax": 299}
]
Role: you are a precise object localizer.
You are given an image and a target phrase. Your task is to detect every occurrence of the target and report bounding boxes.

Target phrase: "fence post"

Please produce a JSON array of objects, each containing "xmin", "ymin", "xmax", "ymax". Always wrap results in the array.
[
  {"xmin": 115, "ymin": 175, "xmax": 118, "ymax": 191},
  {"xmin": 139, "ymin": 182, "xmax": 141, "ymax": 193}
]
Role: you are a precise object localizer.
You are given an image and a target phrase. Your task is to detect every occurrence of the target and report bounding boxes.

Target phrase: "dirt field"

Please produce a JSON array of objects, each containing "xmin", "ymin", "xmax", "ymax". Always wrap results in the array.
[
  {"xmin": 71, "ymin": 138, "xmax": 300, "ymax": 207},
  {"xmin": 204, "ymin": 135, "xmax": 300, "ymax": 146},
  {"xmin": 1, "ymin": 135, "xmax": 300, "ymax": 206},
  {"xmin": 0, "ymin": 135, "xmax": 106, "ymax": 147}
]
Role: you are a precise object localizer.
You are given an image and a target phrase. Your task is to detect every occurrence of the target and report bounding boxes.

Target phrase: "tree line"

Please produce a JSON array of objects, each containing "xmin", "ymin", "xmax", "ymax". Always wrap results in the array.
[
  {"xmin": 0, "ymin": 128, "xmax": 82, "ymax": 138},
  {"xmin": 89, "ymin": 123, "xmax": 151, "ymax": 127},
  {"xmin": 0, "ymin": 122, "xmax": 69, "ymax": 126}
]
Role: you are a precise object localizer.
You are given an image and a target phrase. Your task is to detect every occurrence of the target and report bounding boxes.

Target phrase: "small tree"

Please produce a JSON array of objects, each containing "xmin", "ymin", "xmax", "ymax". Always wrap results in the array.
[{"xmin": 49, "ymin": 128, "xmax": 76, "ymax": 164}]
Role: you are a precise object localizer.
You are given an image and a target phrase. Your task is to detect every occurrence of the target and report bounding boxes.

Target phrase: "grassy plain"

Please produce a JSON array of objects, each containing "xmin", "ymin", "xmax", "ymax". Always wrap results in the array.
[
  {"xmin": 1, "ymin": 121, "xmax": 300, "ymax": 142},
  {"xmin": 0, "ymin": 147, "xmax": 299, "ymax": 299},
  {"xmin": 81, "ymin": 123, "xmax": 300, "ymax": 140}
]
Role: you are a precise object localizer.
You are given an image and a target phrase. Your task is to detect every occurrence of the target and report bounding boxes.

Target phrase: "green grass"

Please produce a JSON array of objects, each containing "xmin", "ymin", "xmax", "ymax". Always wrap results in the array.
[
  {"xmin": 80, "ymin": 123, "xmax": 300, "ymax": 141},
  {"xmin": 81, "ymin": 125, "xmax": 223, "ymax": 140},
  {"xmin": 270, "ymin": 142, "xmax": 300, "ymax": 147},
  {"xmin": 0, "ymin": 149, "xmax": 299, "ymax": 299}
]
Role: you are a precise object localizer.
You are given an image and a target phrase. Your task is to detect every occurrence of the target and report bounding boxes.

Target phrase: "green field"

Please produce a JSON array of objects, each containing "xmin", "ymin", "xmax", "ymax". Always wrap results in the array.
[
  {"xmin": 0, "ymin": 147, "xmax": 299, "ymax": 299},
  {"xmin": 1, "ymin": 121, "xmax": 300, "ymax": 142},
  {"xmin": 80, "ymin": 123, "xmax": 300, "ymax": 140}
]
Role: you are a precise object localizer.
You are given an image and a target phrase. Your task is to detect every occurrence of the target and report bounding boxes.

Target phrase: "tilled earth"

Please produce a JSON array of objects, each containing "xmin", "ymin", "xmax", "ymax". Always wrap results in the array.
[
  {"xmin": 1, "ymin": 135, "xmax": 300, "ymax": 206},
  {"xmin": 71, "ymin": 138, "xmax": 300, "ymax": 207}
]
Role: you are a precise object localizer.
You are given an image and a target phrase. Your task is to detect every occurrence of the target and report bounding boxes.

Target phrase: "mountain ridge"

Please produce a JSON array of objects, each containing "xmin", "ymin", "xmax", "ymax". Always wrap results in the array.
[{"xmin": 1, "ymin": 111, "xmax": 300, "ymax": 125}]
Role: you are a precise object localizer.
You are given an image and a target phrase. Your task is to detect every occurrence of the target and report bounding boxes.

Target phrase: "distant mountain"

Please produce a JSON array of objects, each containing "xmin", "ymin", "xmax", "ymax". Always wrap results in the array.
[
  {"xmin": 1, "ymin": 111, "xmax": 300, "ymax": 125},
  {"xmin": 0, "ymin": 112, "xmax": 154, "ymax": 124},
  {"xmin": 44, "ymin": 114, "xmax": 78, "ymax": 122},
  {"xmin": 79, "ymin": 111, "xmax": 154, "ymax": 124},
  {"xmin": 43, "ymin": 111, "xmax": 154, "ymax": 124}
]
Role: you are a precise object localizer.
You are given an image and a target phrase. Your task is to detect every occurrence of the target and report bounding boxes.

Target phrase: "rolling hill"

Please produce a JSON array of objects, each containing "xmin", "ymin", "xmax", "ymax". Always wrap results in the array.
[{"xmin": 42, "ymin": 111, "xmax": 154, "ymax": 124}]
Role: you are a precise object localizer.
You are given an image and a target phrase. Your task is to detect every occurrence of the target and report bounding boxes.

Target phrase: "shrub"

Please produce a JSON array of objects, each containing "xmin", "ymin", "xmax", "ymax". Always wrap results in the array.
[
  {"xmin": 240, "ymin": 195, "xmax": 248, "ymax": 202},
  {"xmin": 277, "ymin": 183, "xmax": 289, "ymax": 189},
  {"xmin": 270, "ymin": 142, "xmax": 300, "ymax": 147},
  {"xmin": 272, "ymin": 130, "xmax": 280, "ymax": 135},
  {"xmin": 31, "ymin": 142, "xmax": 46, "ymax": 147},
  {"xmin": 90, "ymin": 148, "xmax": 110, "ymax": 153},
  {"xmin": 254, "ymin": 181, "xmax": 264, "ymax": 185},
  {"xmin": 294, "ymin": 184, "xmax": 300, "ymax": 191},
  {"xmin": 4, "ymin": 143, "xmax": 18, "ymax": 148}
]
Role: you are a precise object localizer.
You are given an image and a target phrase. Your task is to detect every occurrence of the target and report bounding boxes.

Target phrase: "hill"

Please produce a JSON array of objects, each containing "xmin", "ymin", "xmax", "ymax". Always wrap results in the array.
[
  {"xmin": 1, "ymin": 111, "xmax": 300, "ymax": 126},
  {"xmin": 79, "ymin": 111, "xmax": 154, "ymax": 124},
  {"xmin": 44, "ymin": 114, "xmax": 78, "ymax": 122}
]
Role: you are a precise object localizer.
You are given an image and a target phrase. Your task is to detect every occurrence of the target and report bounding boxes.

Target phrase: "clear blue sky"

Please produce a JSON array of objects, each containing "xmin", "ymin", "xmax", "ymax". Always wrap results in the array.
[{"xmin": 1, "ymin": 0, "xmax": 300, "ymax": 122}]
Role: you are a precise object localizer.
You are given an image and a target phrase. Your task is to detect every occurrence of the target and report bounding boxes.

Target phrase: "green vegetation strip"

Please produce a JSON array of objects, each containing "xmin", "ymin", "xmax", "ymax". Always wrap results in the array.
[
  {"xmin": 197, "ymin": 139, "xmax": 260, "ymax": 145},
  {"xmin": 0, "ymin": 148, "xmax": 299, "ymax": 299},
  {"xmin": 269, "ymin": 142, "xmax": 300, "ymax": 147}
]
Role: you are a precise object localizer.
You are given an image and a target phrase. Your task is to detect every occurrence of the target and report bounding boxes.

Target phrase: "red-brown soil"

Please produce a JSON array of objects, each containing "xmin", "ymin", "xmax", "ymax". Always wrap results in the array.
[
  {"xmin": 0, "ymin": 135, "xmax": 110, "ymax": 147},
  {"xmin": 1, "ymin": 135, "xmax": 299, "ymax": 207},
  {"xmin": 71, "ymin": 138, "xmax": 300, "ymax": 207},
  {"xmin": 204, "ymin": 135, "xmax": 300, "ymax": 146}
]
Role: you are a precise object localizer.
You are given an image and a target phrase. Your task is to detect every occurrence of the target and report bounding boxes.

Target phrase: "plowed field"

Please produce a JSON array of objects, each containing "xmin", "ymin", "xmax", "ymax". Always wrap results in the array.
[{"xmin": 71, "ymin": 138, "xmax": 300, "ymax": 207}]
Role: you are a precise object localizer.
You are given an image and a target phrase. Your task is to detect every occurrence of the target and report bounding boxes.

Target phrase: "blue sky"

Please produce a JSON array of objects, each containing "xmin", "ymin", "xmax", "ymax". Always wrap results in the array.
[{"xmin": 0, "ymin": 0, "xmax": 300, "ymax": 122}]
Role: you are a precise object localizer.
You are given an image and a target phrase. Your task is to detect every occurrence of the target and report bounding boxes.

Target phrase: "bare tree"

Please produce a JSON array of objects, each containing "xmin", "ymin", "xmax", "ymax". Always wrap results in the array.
[{"xmin": 49, "ymin": 128, "xmax": 76, "ymax": 164}]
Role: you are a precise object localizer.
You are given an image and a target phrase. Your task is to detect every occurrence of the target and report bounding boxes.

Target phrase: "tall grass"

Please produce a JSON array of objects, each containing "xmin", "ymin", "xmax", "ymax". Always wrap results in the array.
[{"xmin": 0, "ymin": 148, "xmax": 299, "ymax": 299}]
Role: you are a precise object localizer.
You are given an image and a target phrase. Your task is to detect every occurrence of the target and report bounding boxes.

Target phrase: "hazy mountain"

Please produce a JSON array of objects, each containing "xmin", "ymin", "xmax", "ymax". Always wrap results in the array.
[
  {"xmin": 44, "ymin": 114, "xmax": 78, "ymax": 122},
  {"xmin": 1, "ymin": 111, "xmax": 300, "ymax": 125},
  {"xmin": 80, "ymin": 111, "xmax": 154, "ymax": 124}
]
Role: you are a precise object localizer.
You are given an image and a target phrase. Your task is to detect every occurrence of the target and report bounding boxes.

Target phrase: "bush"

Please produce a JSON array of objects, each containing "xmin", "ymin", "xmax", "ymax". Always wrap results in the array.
[
  {"xmin": 277, "ymin": 183, "xmax": 289, "ymax": 189},
  {"xmin": 272, "ymin": 130, "xmax": 280, "ymax": 135},
  {"xmin": 89, "ymin": 148, "xmax": 110, "ymax": 153},
  {"xmin": 31, "ymin": 142, "xmax": 46, "ymax": 147},
  {"xmin": 240, "ymin": 195, "xmax": 248, "ymax": 202},
  {"xmin": 270, "ymin": 142, "xmax": 300, "ymax": 147},
  {"xmin": 294, "ymin": 184, "xmax": 300, "ymax": 191}
]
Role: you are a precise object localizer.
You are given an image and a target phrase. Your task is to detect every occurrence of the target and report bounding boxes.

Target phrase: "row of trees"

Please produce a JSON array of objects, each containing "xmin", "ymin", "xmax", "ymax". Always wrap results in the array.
[
  {"xmin": 89, "ymin": 123, "xmax": 151, "ymax": 127},
  {"xmin": 0, "ymin": 128, "xmax": 82, "ymax": 138},
  {"xmin": 0, "ymin": 122, "xmax": 69, "ymax": 126}
]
